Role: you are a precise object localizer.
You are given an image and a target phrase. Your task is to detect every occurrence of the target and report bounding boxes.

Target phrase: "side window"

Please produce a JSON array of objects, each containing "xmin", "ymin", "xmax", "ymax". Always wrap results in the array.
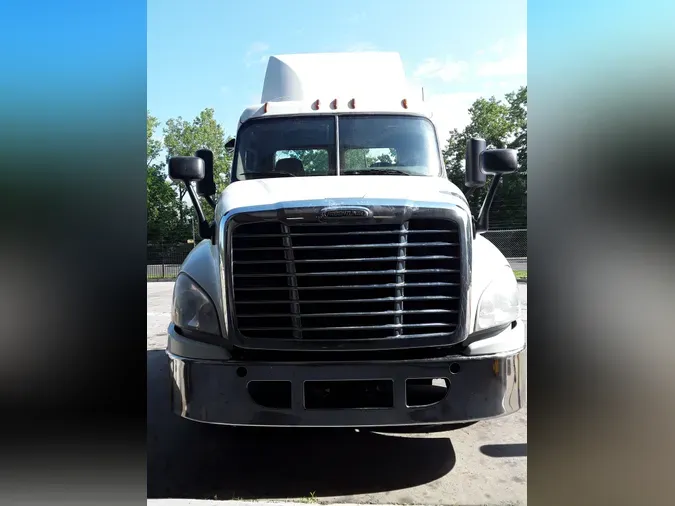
[
  {"xmin": 274, "ymin": 149, "xmax": 330, "ymax": 176},
  {"xmin": 343, "ymin": 148, "xmax": 398, "ymax": 170}
]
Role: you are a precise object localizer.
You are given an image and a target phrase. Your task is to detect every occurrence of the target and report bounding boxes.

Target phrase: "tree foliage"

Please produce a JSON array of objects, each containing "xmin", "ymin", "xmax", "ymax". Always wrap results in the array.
[
  {"xmin": 149, "ymin": 108, "xmax": 233, "ymax": 245},
  {"xmin": 147, "ymin": 111, "xmax": 190, "ymax": 243},
  {"xmin": 147, "ymin": 112, "xmax": 163, "ymax": 167},
  {"xmin": 443, "ymin": 86, "xmax": 527, "ymax": 228},
  {"xmin": 162, "ymin": 108, "xmax": 233, "ymax": 223}
]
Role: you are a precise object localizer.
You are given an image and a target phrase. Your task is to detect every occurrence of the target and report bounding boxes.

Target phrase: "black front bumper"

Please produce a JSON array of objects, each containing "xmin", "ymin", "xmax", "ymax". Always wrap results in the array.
[{"xmin": 167, "ymin": 343, "xmax": 526, "ymax": 428}]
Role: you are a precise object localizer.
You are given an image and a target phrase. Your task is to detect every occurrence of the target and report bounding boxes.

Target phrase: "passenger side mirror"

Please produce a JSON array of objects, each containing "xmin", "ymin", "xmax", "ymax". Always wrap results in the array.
[
  {"xmin": 464, "ymin": 139, "xmax": 519, "ymax": 187},
  {"xmin": 482, "ymin": 148, "xmax": 518, "ymax": 175},
  {"xmin": 465, "ymin": 138, "xmax": 487, "ymax": 188},
  {"xmin": 168, "ymin": 156, "xmax": 205, "ymax": 183},
  {"xmin": 463, "ymin": 138, "xmax": 520, "ymax": 236}
]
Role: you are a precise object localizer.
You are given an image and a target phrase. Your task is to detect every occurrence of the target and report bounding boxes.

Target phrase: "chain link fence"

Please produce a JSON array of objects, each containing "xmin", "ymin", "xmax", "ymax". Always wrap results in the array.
[{"xmin": 482, "ymin": 228, "xmax": 527, "ymax": 261}]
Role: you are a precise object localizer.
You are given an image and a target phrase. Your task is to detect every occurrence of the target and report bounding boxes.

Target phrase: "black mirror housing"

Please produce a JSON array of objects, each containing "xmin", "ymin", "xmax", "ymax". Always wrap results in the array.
[
  {"xmin": 168, "ymin": 156, "xmax": 205, "ymax": 183},
  {"xmin": 481, "ymin": 148, "xmax": 518, "ymax": 175},
  {"xmin": 465, "ymin": 138, "xmax": 487, "ymax": 188},
  {"xmin": 463, "ymin": 139, "xmax": 519, "ymax": 235},
  {"xmin": 195, "ymin": 149, "xmax": 217, "ymax": 197}
]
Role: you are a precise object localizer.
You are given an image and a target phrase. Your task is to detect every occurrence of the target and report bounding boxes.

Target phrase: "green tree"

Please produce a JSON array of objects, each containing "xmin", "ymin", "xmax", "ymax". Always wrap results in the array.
[
  {"xmin": 506, "ymin": 86, "xmax": 527, "ymax": 173},
  {"xmin": 147, "ymin": 112, "xmax": 163, "ymax": 167},
  {"xmin": 163, "ymin": 109, "xmax": 233, "ymax": 224},
  {"xmin": 443, "ymin": 86, "xmax": 527, "ymax": 228},
  {"xmin": 147, "ymin": 111, "xmax": 188, "ymax": 243}
]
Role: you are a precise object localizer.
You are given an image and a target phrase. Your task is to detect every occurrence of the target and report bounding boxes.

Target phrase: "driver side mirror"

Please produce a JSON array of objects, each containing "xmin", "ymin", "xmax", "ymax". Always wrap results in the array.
[
  {"xmin": 168, "ymin": 156, "xmax": 214, "ymax": 242},
  {"xmin": 168, "ymin": 156, "xmax": 205, "ymax": 183}
]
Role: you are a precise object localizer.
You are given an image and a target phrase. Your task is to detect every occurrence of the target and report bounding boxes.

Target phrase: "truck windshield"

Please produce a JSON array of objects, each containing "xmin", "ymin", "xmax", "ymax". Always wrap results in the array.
[{"xmin": 233, "ymin": 115, "xmax": 442, "ymax": 181}]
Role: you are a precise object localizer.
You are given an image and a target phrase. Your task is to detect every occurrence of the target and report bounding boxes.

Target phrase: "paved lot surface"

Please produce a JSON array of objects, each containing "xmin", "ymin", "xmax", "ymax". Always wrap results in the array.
[
  {"xmin": 508, "ymin": 258, "xmax": 527, "ymax": 272},
  {"xmin": 148, "ymin": 282, "xmax": 527, "ymax": 505}
]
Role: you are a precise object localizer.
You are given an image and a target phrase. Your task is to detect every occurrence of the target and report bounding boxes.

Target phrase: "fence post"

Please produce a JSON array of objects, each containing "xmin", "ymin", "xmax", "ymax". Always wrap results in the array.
[{"xmin": 161, "ymin": 242, "xmax": 165, "ymax": 279}]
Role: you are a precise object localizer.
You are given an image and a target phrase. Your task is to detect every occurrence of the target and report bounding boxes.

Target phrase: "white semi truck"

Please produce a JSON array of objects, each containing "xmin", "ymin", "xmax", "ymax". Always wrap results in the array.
[{"xmin": 166, "ymin": 52, "xmax": 525, "ymax": 428}]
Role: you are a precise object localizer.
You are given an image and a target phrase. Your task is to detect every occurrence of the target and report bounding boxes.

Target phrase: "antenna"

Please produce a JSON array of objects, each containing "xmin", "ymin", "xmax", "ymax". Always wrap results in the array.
[{"xmin": 422, "ymin": 86, "xmax": 425, "ymax": 102}]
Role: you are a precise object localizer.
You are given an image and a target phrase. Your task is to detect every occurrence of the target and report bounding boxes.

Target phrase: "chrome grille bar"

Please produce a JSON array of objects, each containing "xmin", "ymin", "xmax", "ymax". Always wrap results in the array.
[
  {"xmin": 233, "ymin": 282, "xmax": 459, "ymax": 291},
  {"xmin": 233, "ymin": 254, "xmax": 459, "ymax": 264},
  {"xmin": 234, "ymin": 241, "xmax": 458, "ymax": 251}
]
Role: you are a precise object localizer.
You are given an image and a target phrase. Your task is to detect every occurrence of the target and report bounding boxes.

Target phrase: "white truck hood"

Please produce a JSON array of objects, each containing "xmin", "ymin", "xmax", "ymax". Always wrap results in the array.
[{"xmin": 215, "ymin": 175, "xmax": 468, "ymax": 219}]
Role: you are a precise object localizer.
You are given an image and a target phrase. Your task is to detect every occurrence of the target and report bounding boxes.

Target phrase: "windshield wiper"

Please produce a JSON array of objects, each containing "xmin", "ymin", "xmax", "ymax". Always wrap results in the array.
[
  {"xmin": 240, "ymin": 171, "xmax": 297, "ymax": 178},
  {"xmin": 343, "ymin": 169, "xmax": 411, "ymax": 176}
]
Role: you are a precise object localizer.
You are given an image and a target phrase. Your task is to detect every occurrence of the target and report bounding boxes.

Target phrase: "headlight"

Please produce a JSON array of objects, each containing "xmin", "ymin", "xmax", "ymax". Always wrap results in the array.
[
  {"xmin": 475, "ymin": 266, "xmax": 520, "ymax": 331},
  {"xmin": 171, "ymin": 274, "xmax": 220, "ymax": 336}
]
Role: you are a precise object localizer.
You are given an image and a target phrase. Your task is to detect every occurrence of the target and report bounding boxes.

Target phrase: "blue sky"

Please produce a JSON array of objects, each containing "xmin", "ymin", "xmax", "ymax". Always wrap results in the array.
[{"xmin": 148, "ymin": 0, "xmax": 526, "ymax": 148}]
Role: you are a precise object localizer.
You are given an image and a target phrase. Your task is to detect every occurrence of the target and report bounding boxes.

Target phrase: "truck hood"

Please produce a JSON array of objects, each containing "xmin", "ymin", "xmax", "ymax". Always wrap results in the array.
[{"xmin": 216, "ymin": 175, "xmax": 468, "ymax": 219}]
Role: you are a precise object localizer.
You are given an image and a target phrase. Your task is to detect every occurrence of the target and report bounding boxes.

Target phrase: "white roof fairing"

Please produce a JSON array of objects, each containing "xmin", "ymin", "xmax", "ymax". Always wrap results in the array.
[
  {"xmin": 261, "ymin": 52, "xmax": 408, "ymax": 103},
  {"xmin": 237, "ymin": 52, "xmax": 430, "ymax": 125}
]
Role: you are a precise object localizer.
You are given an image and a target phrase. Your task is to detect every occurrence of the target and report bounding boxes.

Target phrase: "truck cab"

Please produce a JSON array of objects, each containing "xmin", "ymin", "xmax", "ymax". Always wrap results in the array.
[{"xmin": 166, "ymin": 52, "xmax": 525, "ymax": 428}]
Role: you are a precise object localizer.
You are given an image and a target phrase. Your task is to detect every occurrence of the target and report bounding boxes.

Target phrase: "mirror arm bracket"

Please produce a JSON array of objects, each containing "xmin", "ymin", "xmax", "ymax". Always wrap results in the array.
[
  {"xmin": 184, "ymin": 182, "xmax": 214, "ymax": 241},
  {"xmin": 476, "ymin": 174, "xmax": 502, "ymax": 235},
  {"xmin": 204, "ymin": 195, "xmax": 216, "ymax": 210}
]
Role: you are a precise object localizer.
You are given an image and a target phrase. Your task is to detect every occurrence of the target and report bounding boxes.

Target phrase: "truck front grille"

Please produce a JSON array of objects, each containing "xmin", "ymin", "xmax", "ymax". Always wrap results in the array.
[{"xmin": 230, "ymin": 218, "xmax": 462, "ymax": 340}]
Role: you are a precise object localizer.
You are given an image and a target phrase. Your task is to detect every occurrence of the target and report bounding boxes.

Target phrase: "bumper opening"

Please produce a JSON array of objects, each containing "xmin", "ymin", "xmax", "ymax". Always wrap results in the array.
[
  {"xmin": 248, "ymin": 381, "xmax": 292, "ymax": 409},
  {"xmin": 406, "ymin": 378, "xmax": 449, "ymax": 407},
  {"xmin": 304, "ymin": 380, "xmax": 394, "ymax": 409}
]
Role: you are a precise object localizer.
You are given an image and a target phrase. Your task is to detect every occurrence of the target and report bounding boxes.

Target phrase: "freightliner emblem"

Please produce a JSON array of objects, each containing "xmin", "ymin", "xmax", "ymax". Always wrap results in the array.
[{"xmin": 319, "ymin": 206, "xmax": 373, "ymax": 220}]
